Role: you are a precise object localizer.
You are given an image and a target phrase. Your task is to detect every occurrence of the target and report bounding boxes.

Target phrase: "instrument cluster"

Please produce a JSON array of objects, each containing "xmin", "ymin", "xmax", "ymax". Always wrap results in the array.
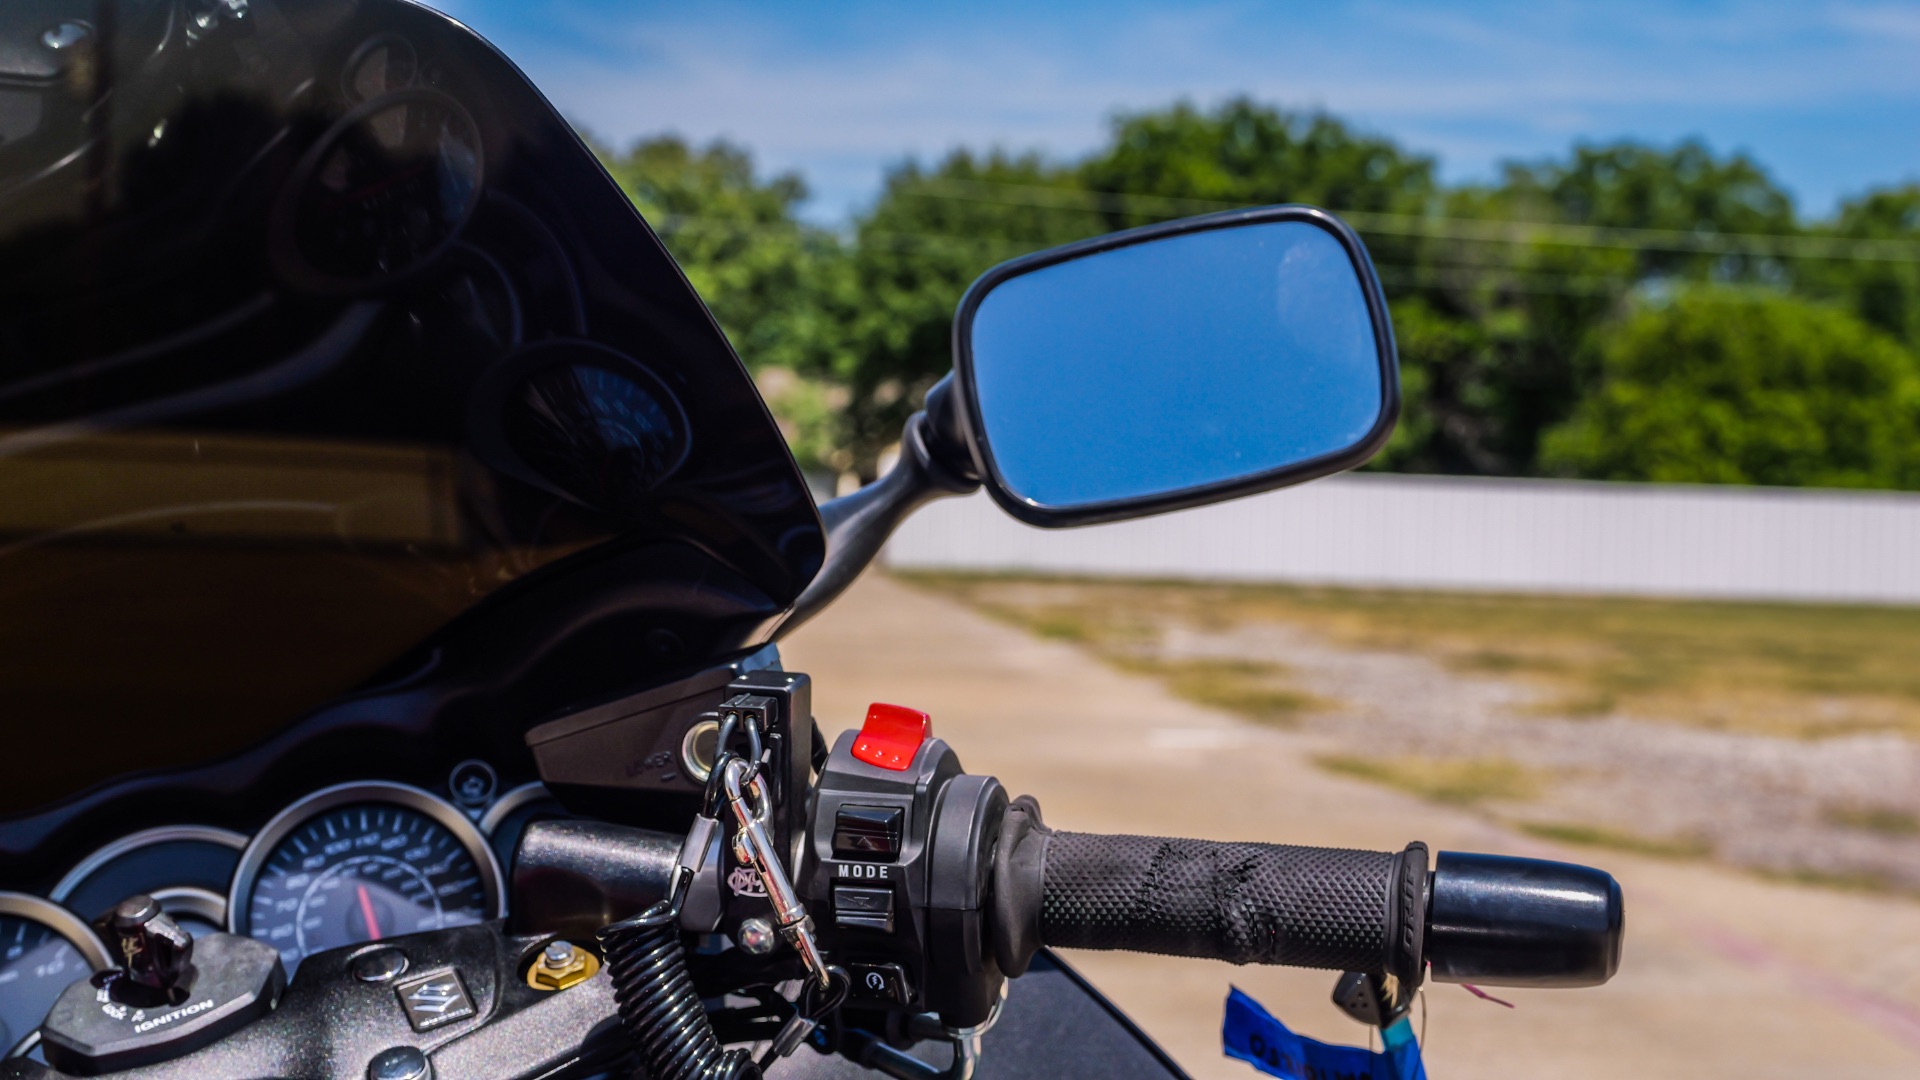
[{"xmin": 0, "ymin": 765, "xmax": 558, "ymax": 1060}]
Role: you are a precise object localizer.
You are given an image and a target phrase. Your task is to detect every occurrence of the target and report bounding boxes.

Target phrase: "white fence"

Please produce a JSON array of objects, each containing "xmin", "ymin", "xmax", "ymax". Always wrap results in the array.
[{"xmin": 883, "ymin": 472, "xmax": 1920, "ymax": 604}]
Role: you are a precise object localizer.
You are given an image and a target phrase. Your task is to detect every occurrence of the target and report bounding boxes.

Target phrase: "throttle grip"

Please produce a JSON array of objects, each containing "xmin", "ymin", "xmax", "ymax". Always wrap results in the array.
[
  {"xmin": 985, "ymin": 796, "xmax": 1622, "ymax": 991},
  {"xmin": 1036, "ymin": 831, "xmax": 1430, "ymax": 989}
]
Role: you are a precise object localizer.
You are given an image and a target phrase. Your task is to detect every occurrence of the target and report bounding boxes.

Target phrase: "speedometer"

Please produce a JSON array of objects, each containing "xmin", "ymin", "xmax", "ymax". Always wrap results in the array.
[
  {"xmin": 0, "ymin": 894, "xmax": 110, "ymax": 1057},
  {"xmin": 228, "ymin": 783, "xmax": 503, "ymax": 976}
]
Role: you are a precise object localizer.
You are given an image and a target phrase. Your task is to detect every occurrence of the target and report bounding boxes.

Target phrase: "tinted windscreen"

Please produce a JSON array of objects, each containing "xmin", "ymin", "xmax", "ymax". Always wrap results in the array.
[{"xmin": 0, "ymin": 0, "xmax": 821, "ymax": 814}]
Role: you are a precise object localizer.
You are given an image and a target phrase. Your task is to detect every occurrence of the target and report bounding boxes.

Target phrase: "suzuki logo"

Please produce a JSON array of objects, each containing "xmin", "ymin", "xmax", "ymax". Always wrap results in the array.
[
  {"xmin": 406, "ymin": 980, "xmax": 463, "ymax": 1014},
  {"xmin": 396, "ymin": 970, "xmax": 476, "ymax": 1031}
]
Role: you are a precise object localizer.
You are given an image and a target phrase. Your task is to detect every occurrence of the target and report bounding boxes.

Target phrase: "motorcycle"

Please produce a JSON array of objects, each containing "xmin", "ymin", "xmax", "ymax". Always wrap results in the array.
[{"xmin": 0, "ymin": 2, "xmax": 1621, "ymax": 1077}]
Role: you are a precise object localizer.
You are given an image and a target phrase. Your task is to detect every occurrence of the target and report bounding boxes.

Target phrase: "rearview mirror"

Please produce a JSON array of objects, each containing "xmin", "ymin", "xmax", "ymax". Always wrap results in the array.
[{"xmin": 952, "ymin": 207, "xmax": 1399, "ymax": 526}]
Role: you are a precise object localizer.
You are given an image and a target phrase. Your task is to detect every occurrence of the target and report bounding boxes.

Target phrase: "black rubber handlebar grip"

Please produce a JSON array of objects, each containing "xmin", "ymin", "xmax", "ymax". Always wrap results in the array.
[{"xmin": 1038, "ymin": 832, "xmax": 1429, "ymax": 986}]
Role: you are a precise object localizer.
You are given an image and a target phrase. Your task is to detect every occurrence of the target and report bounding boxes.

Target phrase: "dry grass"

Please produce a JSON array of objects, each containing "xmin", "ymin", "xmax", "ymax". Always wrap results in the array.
[
  {"xmin": 936, "ymin": 592, "xmax": 1326, "ymax": 726},
  {"xmin": 1824, "ymin": 806, "xmax": 1920, "ymax": 837},
  {"xmin": 1111, "ymin": 657, "xmax": 1325, "ymax": 726},
  {"xmin": 1754, "ymin": 866, "xmax": 1901, "ymax": 894},
  {"xmin": 902, "ymin": 571, "xmax": 1920, "ymax": 739},
  {"xmin": 1519, "ymin": 821, "xmax": 1712, "ymax": 859},
  {"xmin": 1314, "ymin": 754, "xmax": 1544, "ymax": 806}
]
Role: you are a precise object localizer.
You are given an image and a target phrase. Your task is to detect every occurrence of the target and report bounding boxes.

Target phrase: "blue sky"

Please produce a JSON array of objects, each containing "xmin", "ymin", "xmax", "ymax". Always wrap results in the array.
[{"xmin": 427, "ymin": 0, "xmax": 1920, "ymax": 225}]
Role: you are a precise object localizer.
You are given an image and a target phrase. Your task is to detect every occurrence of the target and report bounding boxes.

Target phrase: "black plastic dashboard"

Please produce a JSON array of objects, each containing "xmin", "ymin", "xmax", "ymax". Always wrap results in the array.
[{"xmin": 0, "ymin": 759, "xmax": 560, "ymax": 1059}]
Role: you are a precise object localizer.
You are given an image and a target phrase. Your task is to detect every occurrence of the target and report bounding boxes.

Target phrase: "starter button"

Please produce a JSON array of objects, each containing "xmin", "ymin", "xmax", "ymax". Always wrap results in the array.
[
  {"xmin": 846, "ymin": 961, "xmax": 911, "ymax": 1005},
  {"xmin": 852, "ymin": 703, "xmax": 930, "ymax": 770},
  {"xmin": 833, "ymin": 804, "xmax": 904, "ymax": 861}
]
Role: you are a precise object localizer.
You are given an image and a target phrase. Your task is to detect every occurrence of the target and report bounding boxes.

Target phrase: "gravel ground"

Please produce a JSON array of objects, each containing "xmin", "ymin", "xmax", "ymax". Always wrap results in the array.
[{"xmin": 1148, "ymin": 618, "xmax": 1920, "ymax": 890}]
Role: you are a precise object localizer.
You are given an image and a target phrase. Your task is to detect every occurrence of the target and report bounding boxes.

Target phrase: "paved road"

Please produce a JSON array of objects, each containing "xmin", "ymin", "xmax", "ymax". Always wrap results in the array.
[{"xmin": 781, "ymin": 572, "xmax": 1920, "ymax": 1079}]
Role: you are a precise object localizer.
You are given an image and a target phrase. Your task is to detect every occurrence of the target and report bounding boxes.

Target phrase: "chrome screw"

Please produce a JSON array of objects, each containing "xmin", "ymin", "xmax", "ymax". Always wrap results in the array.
[{"xmin": 737, "ymin": 917, "xmax": 777, "ymax": 955}]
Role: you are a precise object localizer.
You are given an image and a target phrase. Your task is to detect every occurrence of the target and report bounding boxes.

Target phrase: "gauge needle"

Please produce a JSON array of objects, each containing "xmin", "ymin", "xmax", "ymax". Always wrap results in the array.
[{"xmin": 357, "ymin": 885, "xmax": 382, "ymax": 941}]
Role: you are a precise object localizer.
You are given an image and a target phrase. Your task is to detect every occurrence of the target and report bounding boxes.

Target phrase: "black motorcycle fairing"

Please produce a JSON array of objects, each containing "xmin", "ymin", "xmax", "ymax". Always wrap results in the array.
[{"xmin": 0, "ymin": 0, "xmax": 822, "ymax": 822}]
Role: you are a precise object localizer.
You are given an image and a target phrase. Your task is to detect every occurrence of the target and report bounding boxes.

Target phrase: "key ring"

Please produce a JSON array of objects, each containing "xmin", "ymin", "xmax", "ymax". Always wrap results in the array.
[
  {"xmin": 721, "ymin": 757, "xmax": 831, "ymax": 986},
  {"xmin": 721, "ymin": 759, "xmax": 774, "ymax": 830}
]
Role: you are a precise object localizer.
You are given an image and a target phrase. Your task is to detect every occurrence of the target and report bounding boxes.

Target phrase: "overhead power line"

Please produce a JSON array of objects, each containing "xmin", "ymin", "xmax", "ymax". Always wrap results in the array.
[
  {"xmin": 899, "ymin": 178, "xmax": 1920, "ymax": 265},
  {"xmin": 642, "ymin": 211, "xmax": 1802, "ymax": 299}
]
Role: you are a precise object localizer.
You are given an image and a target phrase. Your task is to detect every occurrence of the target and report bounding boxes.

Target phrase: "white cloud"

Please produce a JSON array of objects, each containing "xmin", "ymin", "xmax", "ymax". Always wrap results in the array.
[
  {"xmin": 1823, "ymin": 0, "xmax": 1920, "ymax": 43},
  {"xmin": 432, "ymin": 1, "xmax": 1920, "ymax": 218}
]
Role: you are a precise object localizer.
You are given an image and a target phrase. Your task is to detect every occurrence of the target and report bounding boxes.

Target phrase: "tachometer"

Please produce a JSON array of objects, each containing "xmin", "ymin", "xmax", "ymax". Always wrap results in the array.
[
  {"xmin": 50, "ymin": 826, "xmax": 246, "ymax": 939},
  {"xmin": 228, "ymin": 783, "xmax": 503, "ymax": 976},
  {"xmin": 472, "ymin": 340, "xmax": 693, "ymax": 514},
  {"xmin": 0, "ymin": 894, "xmax": 110, "ymax": 1057}
]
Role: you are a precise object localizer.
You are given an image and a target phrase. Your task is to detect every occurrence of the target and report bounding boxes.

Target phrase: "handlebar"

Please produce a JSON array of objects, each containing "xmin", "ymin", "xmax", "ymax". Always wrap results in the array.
[
  {"xmin": 1039, "ymin": 833, "xmax": 1431, "ymax": 988},
  {"xmin": 11, "ymin": 808, "xmax": 1624, "ymax": 1078},
  {"xmin": 994, "ymin": 800, "xmax": 1623, "ymax": 991}
]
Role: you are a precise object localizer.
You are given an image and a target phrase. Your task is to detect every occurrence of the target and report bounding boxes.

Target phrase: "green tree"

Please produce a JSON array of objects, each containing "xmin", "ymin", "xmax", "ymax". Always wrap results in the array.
[
  {"xmin": 822, "ymin": 149, "xmax": 1092, "ymax": 477},
  {"xmin": 596, "ymin": 134, "xmax": 834, "ymax": 372},
  {"xmin": 594, "ymin": 135, "xmax": 850, "ymax": 467},
  {"xmin": 1385, "ymin": 140, "xmax": 1802, "ymax": 476},
  {"xmin": 1079, "ymin": 98, "xmax": 1435, "ymax": 223},
  {"xmin": 1540, "ymin": 288, "xmax": 1920, "ymax": 488},
  {"xmin": 1498, "ymin": 140, "xmax": 1795, "ymax": 253},
  {"xmin": 1804, "ymin": 184, "xmax": 1920, "ymax": 351},
  {"xmin": 592, "ymin": 114, "xmax": 1920, "ymax": 493}
]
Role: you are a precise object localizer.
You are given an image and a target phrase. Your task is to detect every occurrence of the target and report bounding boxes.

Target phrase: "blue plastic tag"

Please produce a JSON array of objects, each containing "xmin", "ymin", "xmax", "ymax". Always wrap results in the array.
[{"xmin": 1222, "ymin": 987, "xmax": 1426, "ymax": 1080}]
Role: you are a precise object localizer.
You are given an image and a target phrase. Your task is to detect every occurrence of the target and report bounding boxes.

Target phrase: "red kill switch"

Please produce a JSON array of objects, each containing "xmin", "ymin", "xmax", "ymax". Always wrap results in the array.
[{"xmin": 852, "ymin": 703, "xmax": 931, "ymax": 771}]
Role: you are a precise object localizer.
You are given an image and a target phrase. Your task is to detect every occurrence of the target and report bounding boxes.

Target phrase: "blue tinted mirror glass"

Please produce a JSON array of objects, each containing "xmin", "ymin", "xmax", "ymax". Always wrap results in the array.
[{"xmin": 966, "ymin": 220, "xmax": 1387, "ymax": 510}]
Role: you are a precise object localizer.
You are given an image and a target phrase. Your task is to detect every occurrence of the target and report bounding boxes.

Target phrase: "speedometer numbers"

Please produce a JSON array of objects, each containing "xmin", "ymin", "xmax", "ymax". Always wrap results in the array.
[
  {"xmin": 242, "ymin": 803, "xmax": 490, "ymax": 975},
  {"xmin": 0, "ymin": 895, "xmax": 110, "ymax": 1056},
  {"xmin": 0, "ymin": 916, "xmax": 86, "ymax": 1053}
]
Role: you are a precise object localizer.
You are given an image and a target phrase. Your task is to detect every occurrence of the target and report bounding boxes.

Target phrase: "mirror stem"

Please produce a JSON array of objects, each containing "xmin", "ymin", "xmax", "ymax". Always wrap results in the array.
[{"xmin": 779, "ymin": 376, "xmax": 979, "ymax": 636}]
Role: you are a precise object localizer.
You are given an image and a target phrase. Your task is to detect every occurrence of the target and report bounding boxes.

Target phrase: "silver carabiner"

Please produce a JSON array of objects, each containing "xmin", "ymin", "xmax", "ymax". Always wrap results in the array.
[{"xmin": 720, "ymin": 757, "xmax": 830, "ymax": 985}]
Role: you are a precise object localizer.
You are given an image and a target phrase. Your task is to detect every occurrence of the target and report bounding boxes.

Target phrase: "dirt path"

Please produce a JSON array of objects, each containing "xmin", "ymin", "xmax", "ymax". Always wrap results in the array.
[{"xmin": 781, "ymin": 571, "xmax": 1920, "ymax": 1079}]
